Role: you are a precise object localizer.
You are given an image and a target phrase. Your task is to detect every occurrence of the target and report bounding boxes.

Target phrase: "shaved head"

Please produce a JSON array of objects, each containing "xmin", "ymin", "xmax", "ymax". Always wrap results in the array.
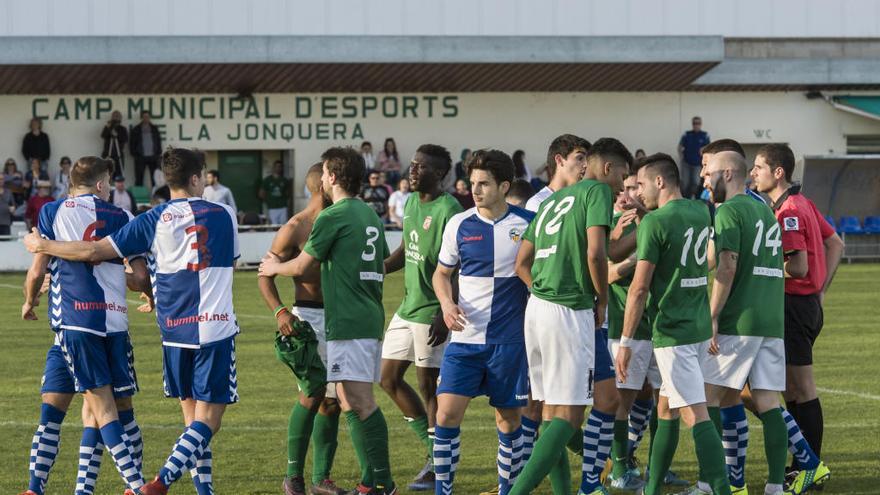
[
  {"xmin": 711, "ymin": 150, "xmax": 748, "ymax": 180},
  {"xmin": 306, "ymin": 162, "xmax": 323, "ymax": 194}
]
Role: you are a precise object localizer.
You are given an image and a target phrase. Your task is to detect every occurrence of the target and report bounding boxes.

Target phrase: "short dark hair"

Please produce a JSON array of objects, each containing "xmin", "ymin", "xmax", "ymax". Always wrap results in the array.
[
  {"xmin": 361, "ymin": 141, "xmax": 372, "ymax": 148},
  {"xmin": 546, "ymin": 134, "xmax": 591, "ymax": 176},
  {"xmin": 757, "ymin": 143, "xmax": 795, "ymax": 182},
  {"xmin": 416, "ymin": 143, "xmax": 452, "ymax": 178},
  {"xmin": 702, "ymin": 138, "xmax": 744, "ymax": 158},
  {"xmin": 641, "ymin": 153, "xmax": 680, "ymax": 187},
  {"xmin": 60, "ymin": 156, "xmax": 71, "ymax": 165},
  {"xmin": 141, "ymin": 110, "xmax": 151, "ymax": 117},
  {"xmin": 508, "ymin": 179, "xmax": 535, "ymax": 201},
  {"xmin": 586, "ymin": 137, "xmax": 634, "ymax": 169},
  {"xmin": 162, "ymin": 147, "xmax": 206, "ymax": 189},
  {"xmin": 467, "ymin": 149, "xmax": 514, "ymax": 186},
  {"xmin": 322, "ymin": 146, "xmax": 365, "ymax": 196},
  {"xmin": 207, "ymin": 169, "xmax": 219, "ymax": 180},
  {"xmin": 70, "ymin": 156, "xmax": 113, "ymax": 188}
]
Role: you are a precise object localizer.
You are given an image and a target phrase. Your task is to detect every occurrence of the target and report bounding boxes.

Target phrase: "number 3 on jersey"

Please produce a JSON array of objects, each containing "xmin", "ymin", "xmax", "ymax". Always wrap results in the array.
[
  {"xmin": 186, "ymin": 224, "xmax": 211, "ymax": 271},
  {"xmin": 361, "ymin": 226, "xmax": 380, "ymax": 261}
]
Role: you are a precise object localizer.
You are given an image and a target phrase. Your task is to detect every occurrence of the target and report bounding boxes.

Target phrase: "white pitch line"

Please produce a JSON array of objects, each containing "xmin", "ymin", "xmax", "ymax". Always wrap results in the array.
[{"xmin": 817, "ymin": 386, "xmax": 880, "ymax": 402}]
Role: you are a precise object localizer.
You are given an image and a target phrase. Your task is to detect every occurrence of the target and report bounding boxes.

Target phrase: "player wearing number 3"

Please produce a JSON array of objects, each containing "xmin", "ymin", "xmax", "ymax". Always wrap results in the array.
[{"xmin": 25, "ymin": 148, "xmax": 241, "ymax": 495}]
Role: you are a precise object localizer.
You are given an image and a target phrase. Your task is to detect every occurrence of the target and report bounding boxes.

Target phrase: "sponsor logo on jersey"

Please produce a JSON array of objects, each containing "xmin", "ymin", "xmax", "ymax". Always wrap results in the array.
[
  {"xmin": 405, "ymin": 228, "xmax": 425, "ymax": 262},
  {"xmin": 462, "ymin": 235, "xmax": 483, "ymax": 242},
  {"xmin": 409, "ymin": 230, "xmax": 419, "ymax": 244},
  {"xmin": 509, "ymin": 227, "xmax": 523, "ymax": 242},
  {"xmin": 162, "ymin": 212, "xmax": 173, "ymax": 222},
  {"xmin": 64, "ymin": 200, "xmax": 75, "ymax": 208},
  {"xmin": 331, "ymin": 363, "xmax": 341, "ymax": 373},
  {"xmin": 783, "ymin": 216, "xmax": 799, "ymax": 231},
  {"xmin": 422, "ymin": 215, "xmax": 433, "ymax": 230}
]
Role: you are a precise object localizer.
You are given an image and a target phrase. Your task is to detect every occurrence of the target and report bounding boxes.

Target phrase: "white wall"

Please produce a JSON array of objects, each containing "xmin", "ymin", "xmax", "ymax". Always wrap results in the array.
[{"xmin": 2, "ymin": 0, "xmax": 879, "ymax": 38}]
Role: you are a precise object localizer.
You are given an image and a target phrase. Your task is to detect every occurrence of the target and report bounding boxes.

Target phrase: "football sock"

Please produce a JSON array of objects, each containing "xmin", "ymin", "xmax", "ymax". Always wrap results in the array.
[
  {"xmin": 611, "ymin": 419, "xmax": 630, "ymax": 478},
  {"xmin": 645, "ymin": 404, "xmax": 658, "ymax": 474},
  {"xmin": 433, "ymin": 425, "xmax": 461, "ymax": 495},
  {"xmin": 644, "ymin": 418, "xmax": 678, "ymax": 495},
  {"xmin": 497, "ymin": 427, "xmax": 524, "ymax": 495},
  {"xmin": 406, "ymin": 415, "xmax": 433, "ymax": 461},
  {"xmin": 28, "ymin": 402, "xmax": 66, "ymax": 495},
  {"xmin": 796, "ymin": 398, "xmax": 824, "ymax": 458},
  {"xmin": 760, "ymin": 408, "xmax": 788, "ymax": 485},
  {"xmin": 545, "ymin": 421, "xmax": 571, "ymax": 495},
  {"xmin": 74, "ymin": 426, "xmax": 104, "ymax": 495},
  {"xmin": 628, "ymin": 398, "xmax": 653, "ymax": 456},
  {"xmin": 780, "ymin": 407, "xmax": 820, "ymax": 470},
  {"xmin": 360, "ymin": 408, "xmax": 394, "ymax": 491},
  {"xmin": 189, "ymin": 446, "xmax": 213, "ymax": 495},
  {"xmin": 287, "ymin": 402, "xmax": 317, "ymax": 478},
  {"xmin": 100, "ymin": 420, "xmax": 145, "ymax": 491},
  {"xmin": 157, "ymin": 420, "xmax": 213, "ymax": 488},
  {"xmin": 118, "ymin": 409, "xmax": 142, "ymax": 470},
  {"xmin": 520, "ymin": 415, "xmax": 539, "ymax": 465},
  {"xmin": 345, "ymin": 410, "xmax": 374, "ymax": 487},
  {"xmin": 509, "ymin": 418, "xmax": 575, "ymax": 495},
  {"xmin": 720, "ymin": 404, "xmax": 749, "ymax": 488},
  {"xmin": 580, "ymin": 408, "xmax": 615, "ymax": 493},
  {"xmin": 692, "ymin": 420, "xmax": 732, "ymax": 495},
  {"xmin": 708, "ymin": 406, "xmax": 722, "ymax": 435},
  {"xmin": 311, "ymin": 409, "xmax": 340, "ymax": 484}
]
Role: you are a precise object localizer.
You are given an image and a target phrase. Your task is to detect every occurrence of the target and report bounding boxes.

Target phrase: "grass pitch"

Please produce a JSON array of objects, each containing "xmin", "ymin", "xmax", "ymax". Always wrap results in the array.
[{"xmin": 0, "ymin": 265, "xmax": 878, "ymax": 494}]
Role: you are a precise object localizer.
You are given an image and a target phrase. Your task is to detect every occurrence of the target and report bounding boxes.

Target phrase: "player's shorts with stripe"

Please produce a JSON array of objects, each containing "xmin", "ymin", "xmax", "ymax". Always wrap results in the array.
[
  {"xmin": 327, "ymin": 338, "xmax": 382, "ymax": 384},
  {"xmin": 594, "ymin": 326, "xmax": 615, "ymax": 383},
  {"xmin": 437, "ymin": 342, "xmax": 528, "ymax": 408},
  {"xmin": 381, "ymin": 313, "xmax": 446, "ymax": 368},
  {"xmin": 654, "ymin": 339, "xmax": 711, "ymax": 409},
  {"xmin": 525, "ymin": 296, "xmax": 595, "ymax": 405},
  {"xmin": 702, "ymin": 335, "xmax": 785, "ymax": 392},
  {"xmin": 57, "ymin": 330, "xmax": 138, "ymax": 397},
  {"xmin": 41, "ymin": 341, "xmax": 75, "ymax": 394},
  {"xmin": 291, "ymin": 304, "xmax": 336, "ymax": 399},
  {"xmin": 163, "ymin": 335, "xmax": 238, "ymax": 404},
  {"xmin": 608, "ymin": 338, "xmax": 661, "ymax": 390}
]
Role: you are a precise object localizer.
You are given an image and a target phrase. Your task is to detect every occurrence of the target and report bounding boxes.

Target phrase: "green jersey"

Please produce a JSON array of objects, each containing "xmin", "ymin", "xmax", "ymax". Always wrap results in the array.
[
  {"xmin": 636, "ymin": 198, "xmax": 712, "ymax": 348},
  {"xmin": 607, "ymin": 212, "xmax": 653, "ymax": 341},
  {"xmin": 396, "ymin": 193, "xmax": 463, "ymax": 324},
  {"xmin": 304, "ymin": 197, "xmax": 389, "ymax": 341},
  {"xmin": 523, "ymin": 179, "xmax": 613, "ymax": 310},
  {"xmin": 262, "ymin": 175, "xmax": 290, "ymax": 209},
  {"xmin": 713, "ymin": 194, "xmax": 785, "ymax": 338}
]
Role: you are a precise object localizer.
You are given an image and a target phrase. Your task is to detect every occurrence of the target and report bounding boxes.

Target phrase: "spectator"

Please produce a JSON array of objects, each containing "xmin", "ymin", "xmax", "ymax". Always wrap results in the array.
[
  {"xmin": 53, "ymin": 156, "xmax": 71, "ymax": 200},
  {"xmin": 23, "ymin": 158, "xmax": 50, "ymax": 198},
  {"xmin": 109, "ymin": 175, "xmax": 137, "ymax": 214},
  {"xmin": 101, "ymin": 110, "xmax": 129, "ymax": 177},
  {"xmin": 452, "ymin": 178, "xmax": 474, "ymax": 209},
  {"xmin": 361, "ymin": 141, "xmax": 376, "ymax": 170},
  {"xmin": 506, "ymin": 178, "xmax": 535, "ymax": 208},
  {"xmin": 0, "ymin": 175, "xmax": 15, "ymax": 238},
  {"xmin": 360, "ymin": 169, "xmax": 390, "ymax": 222},
  {"xmin": 377, "ymin": 137, "xmax": 402, "ymax": 186},
  {"xmin": 25, "ymin": 180, "xmax": 54, "ymax": 230},
  {"xmin": 22, "ymin": 118, "xmax": 50, "ymax": 171},
  {"xmin": 678, "ymin": 115, "xmax": 710, "ymax": 198},
  {"xmin": 4, "ymin": 158, "xmax": 24, "ymax": 204},
  {"xmin": 203, "ymin": 169, "xmax": 237, "ymax": 211},
  {"xmin": 454, "ymin": 148, "xmax": 472, "ymax": 183},
  {"xmin": 512, "ymin": 149, "xmax": 532, "ymax": 181},
  {"xmin": 130, "ymin": 110, "xmax": 162, "ymax": 187},
  {"xmin": 388, "ymin": 177, "xmax": 411, "ymax": 229},
  {"xmin": 259, "ymin": 160, "xmax": 291, "ymax": 225},
  {"xmin": 634, "ymin": 148, "xmax": 646, "ymax": 160}
]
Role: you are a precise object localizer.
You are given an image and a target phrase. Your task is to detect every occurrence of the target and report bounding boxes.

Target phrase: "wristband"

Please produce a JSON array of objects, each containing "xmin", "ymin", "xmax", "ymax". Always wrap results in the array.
[
  {"xmin": 619, "ymin": 336, "xmax": 634, "ymax": 348},
  {"xmin": 273, "ymin": 305, "xmax": 288, "ymax": 319}
]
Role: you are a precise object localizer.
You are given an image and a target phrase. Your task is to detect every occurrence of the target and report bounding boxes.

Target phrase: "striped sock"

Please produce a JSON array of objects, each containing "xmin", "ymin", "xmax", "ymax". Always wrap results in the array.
[
  {"xmin": 118, "ymin": 409, "xmax": 142, "ymax": 470},
  {"xmin": 28, "ymin": 403, "xmax": 66, "ymax": 495},
  {"xmin": 75, "ymin": 427, "xmax": 104, "ymax": 495},
  {"xmin": 580, "ymin": 409, "xmax": 615, "ymax": 493},
  {"xmin": 157, "ymin": 421, "xmax": 213, "ymax": 488},
  {"xmin": 190, "ymin": 446, "xmax": 214, "ymax": 495},
  {"xmin": 627, "ymin": 399, "xmax": 653, "ymax": 456},
  {"xmin": 100, "ymin": 420, "xmax": 145, "ymax": 491},
  {"xmin": 520, "ymin": 415, "xmax": 539, "ymax": 465},
  {"xmin": 433, "ymin": 425, "xmax": 460, "ymax": 495},
  {"xmin": 497, "ymin": 427, "xmax": 523, "ymax": 495},
  {"xmin": 720, "ymin": 404, "xmax": 749, "ymax": 488},
  {"xmin": 781, "ymin": 407, "xmax": 819, "ymax": 470}
]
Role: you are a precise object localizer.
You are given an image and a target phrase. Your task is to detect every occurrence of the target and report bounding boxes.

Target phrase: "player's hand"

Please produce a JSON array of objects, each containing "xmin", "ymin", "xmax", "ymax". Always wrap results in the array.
[
  {"xmin": 39, "ymin": 273, "xmax": 50, "ymax": 295},
  {"xmin": 427, "ymin": 311, "xmax": 450, "ymax": 346},
  {"xmin": 23, "ymin": 228, "xmax": 43, "ymax": 253},
  {"xmin": 276, "ymin": 309, "xmax": 299, "ymax": 337},
  {"xmin": 22, "ymin": 301, "xmax": 38, "ymax": 320},
  {"xmin": 610, "ymin": 209, "xmax": 638, "ymax": 241},
  {"xmin": 708, "ymin": 319, "xmax": 720, "ymax": 355},
  {"xmin": 258, "ymin": 252, "xmax": 282, "ymax": 278},
  {"xmin": 137, "ymin": 292, "xmax": 154, "ymax": 313},
  {"xmin": 441, "ymin": 302, "xmax": 468, "ymax": 332},
  {"xmin": 615, "ymin": 346, "xmax": 631, "ymax": 384}
]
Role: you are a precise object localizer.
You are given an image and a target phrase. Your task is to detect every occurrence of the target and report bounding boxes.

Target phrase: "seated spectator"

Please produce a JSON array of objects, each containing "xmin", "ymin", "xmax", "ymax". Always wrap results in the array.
[
  {"xmin": 22, "ymin": 117, "xmax": 50, "ymax": 172},
  {"xmin": 512, "ymin": 149, "xmax": 533, "ymax": 181},
  {"xmin": 361, "ymin": 141, "xmax": 376, "ymax": 170},
  {"xmin": 452, "ymin": 178, "xmax": 475, "ymax": 209},
  {"xmin": 0, "ymin": 175, "xmax": 15, "ymax": 238},
  {"xmin": 360, "ymin": 169, "xmax": 391, "ymax": 222},
  {"xmin": 23, "ymin": 158, "xmax": 49, "ymax": 198},
  {"xmin": 388, "ymin": 178, "xmax": 411, "ymax": 229},
  {"xmin": 53, "ymin": 156, "xmax": 71, "ymax": 200},
  {"xmin": 203, "ymin": 169, "xmax": 238, "ymax": 211},
  {"xmin": 377, "ymin": 137, "xmax": 402, "ymax": 186},
  {"xmin": 454, "ymin": 149, "xmax": 472, "ymax": 183},
  {"xmin": 25, "ymin": 180, "xmax": 54, "ymax": 230},
  {"xmin": 506, "ymin": 179, "xmax": 535, "ymax": 208},
  {"xmin": 109, "ymin": 175, "xmax": 137, "ymax": 214},
  {"xmin": 4, "ymin": 158, "xmax": 24, "ymax": 204}
]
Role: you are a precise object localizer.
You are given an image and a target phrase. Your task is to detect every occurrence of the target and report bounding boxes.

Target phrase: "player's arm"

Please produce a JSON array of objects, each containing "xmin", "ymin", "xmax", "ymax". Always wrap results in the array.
[
  {"xmin": 257, "ymin": 222, "xmax": 299, "ymax": 310},
  {"xmin": 608, "ymin": 252, "xmax": 637, "ymax": 285},
  {"xmin": 23, "ymin": 228, "xmax": 118, "ymax": 262},
  {"xmin": 515, "ymin": 238, "xmax": 535, "ymax": 288},
  {"xmin": 708, "ymin": 250, "xmax": 738, "ymax": 354},
  {"xmin": 820, "ymin": 232, "xmax": 844, "ymax": 301},
  {"xmin": 432, "ymin": 263, "xmax": 466, "ymax": 332},
  {"xmin": 22, "ymin": 252, "xmax": 50, "ymax": 320},
  {"xmin": 259, "ymin": 248, "xmax": 319, "ymax": 279},
  {"xmin": 615, "ymin": 259, "xmax": 655, "ymax": 383},
  {"xmin": 384, "ymin": 237, "xmax": 405, "ymax": 274},
  {"xmin": 784, "ymin": 250, "xmax": 808, "ymax": 279},
  {"xmin": 586, "ymin": 225, "xmax": 609, "ymax": 329},
  {"xmin": 126, "ymin": 257, "xmax": 151, "ymax": 293}
]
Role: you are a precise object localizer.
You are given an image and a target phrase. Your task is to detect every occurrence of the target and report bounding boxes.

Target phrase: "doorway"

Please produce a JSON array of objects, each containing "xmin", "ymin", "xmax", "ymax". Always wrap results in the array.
[{"xmin": 217, "ymin": 150, "xmax": 263, "ymax": 215}]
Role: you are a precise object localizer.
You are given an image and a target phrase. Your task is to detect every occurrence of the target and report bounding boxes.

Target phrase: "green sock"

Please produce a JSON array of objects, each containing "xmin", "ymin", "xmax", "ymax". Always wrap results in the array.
[
  {"xmin": 287, "ymin": 402, "xmax": 317, "ymax": 478},
  {"xmin": 406, "ymin": 415, "xmax": 433, "ymax": 461},
  {"xmin": 611, "ymin": 419, "xmax": 629, "ymax": 478},
  {"xmin": 311, "ymin": 410, "xmax": 340, "ymax": 484},
  {"xmin": 692, "ymin": 420, "xmax": 732, "ymax": 495},
  {"xmin": 548, "ymin": 422, "xmax": 573, "ymax": 494},
  {"xmin": 345, "ymin": 410, "xmax": 373, "ymax": 487},
  {"xmin": 566, "ymin": 426, "xmax": 583, "ymax": 456},
  {"xmin": 645, "ymin": 418, "xmax": 679, "ymax": 495},
  {"xmin": 708, "ymin": 406, "xmax": 722, "ymax": 435},
  {"xmin": 510, "ymin": 418, "xmax": 575, "ymax": 495},
  {"xmin": 360, "ymin": 408, "xmax": 394, "ymax": 491},
  {"xmin": 760, "ymin": 408, "xmax": 789, "ymax": 485},
  {"xmin": 646, "ymin": 405, "xmax": 658, "ymax": 473}
]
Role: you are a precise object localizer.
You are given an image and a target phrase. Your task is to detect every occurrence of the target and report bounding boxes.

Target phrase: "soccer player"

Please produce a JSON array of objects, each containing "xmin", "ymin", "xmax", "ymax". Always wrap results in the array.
[
  {"xmin": 258, "ymin": 162, "xmax": 346, "ymax": 495},
  {"xmin": 260, "ymin": 147, "xmax": 397, "ymax": 495},
  {"xmin": 429, "ymin": 150, "xmax": 533, "ymax": 495},
  {"xmin": 751, "ymin": 144, "xmax": 842, "ymax": 492},
  {"xmin": 380, "ymin": 144, "xmax": 462, "ymax": 491},
  {"xmin": 615, "ymin": 153, "xmax": 730, "ymax": 495},
  {"xmin": 700, "ymin": 139, "xmax": 766, "ymax": 204},
  {"xmin": 20, "ymin": 156, "xmax": 149, "ymax": 495},
  {"xmin": 25, "ymin": 148, "xmax": 242, "ymax": 495}
]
